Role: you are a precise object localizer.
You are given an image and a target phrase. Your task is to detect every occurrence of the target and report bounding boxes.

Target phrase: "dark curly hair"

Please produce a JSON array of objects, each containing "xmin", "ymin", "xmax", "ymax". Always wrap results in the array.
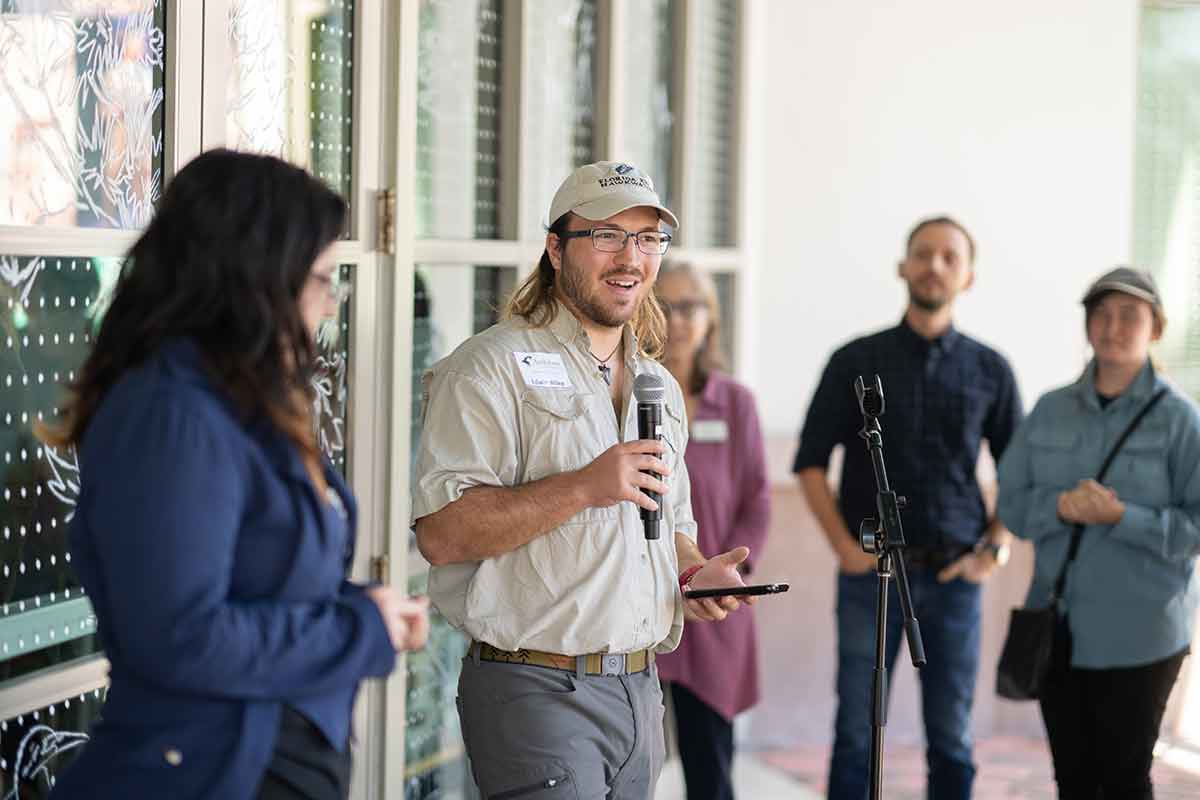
[{"xmin": 39, "ymin": 149, "xmax": 346, "ymax": 488}]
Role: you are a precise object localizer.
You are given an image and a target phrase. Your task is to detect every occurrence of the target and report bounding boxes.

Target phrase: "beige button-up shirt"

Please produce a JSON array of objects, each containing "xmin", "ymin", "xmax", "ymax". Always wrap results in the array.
[{"xmin": 411, "ymin": 305, "xmax": 698, "ymax": 655}]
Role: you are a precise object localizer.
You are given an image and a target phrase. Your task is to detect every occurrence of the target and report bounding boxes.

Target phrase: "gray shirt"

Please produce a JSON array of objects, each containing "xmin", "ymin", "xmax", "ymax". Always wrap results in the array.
[{"xmin": 411, "ymin": 305, "xmax": 698, "ymax": 655}]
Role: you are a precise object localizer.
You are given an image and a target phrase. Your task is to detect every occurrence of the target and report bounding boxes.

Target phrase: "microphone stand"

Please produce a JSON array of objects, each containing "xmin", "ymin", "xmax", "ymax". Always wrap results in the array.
[{"xmin": 854, "ymin": 375, "xmax": 926, "ymax": 800}]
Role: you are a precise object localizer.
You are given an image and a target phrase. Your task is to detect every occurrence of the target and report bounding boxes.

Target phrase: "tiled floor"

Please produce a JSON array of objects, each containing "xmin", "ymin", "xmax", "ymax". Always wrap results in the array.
[
  {"xmin": 656, "ymin": 754, "xmax": 820, "ymax": 800},
  {"xmin": 758, "ymin": 736, "xmax": 1200, "ymax": 799}
]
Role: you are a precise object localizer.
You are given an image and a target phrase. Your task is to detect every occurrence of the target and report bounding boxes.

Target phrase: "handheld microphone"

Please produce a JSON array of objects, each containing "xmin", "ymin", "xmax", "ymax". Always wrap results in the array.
[{"xmin": 633, "ymin": 373, "xmax": 665, "ymax": 540}]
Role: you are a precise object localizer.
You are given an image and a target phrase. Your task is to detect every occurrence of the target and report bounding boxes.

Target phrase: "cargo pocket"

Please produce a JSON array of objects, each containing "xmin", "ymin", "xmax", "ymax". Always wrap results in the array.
[{"xmin": 489, "ymin": 769, "xmax": 579, "ymax": 799}]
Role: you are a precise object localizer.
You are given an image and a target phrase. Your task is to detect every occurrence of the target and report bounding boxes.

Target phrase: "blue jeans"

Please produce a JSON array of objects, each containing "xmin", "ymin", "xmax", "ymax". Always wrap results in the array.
[{"xmin": 828, "ymin": 570, "xmax": 981, "ymax": 800}]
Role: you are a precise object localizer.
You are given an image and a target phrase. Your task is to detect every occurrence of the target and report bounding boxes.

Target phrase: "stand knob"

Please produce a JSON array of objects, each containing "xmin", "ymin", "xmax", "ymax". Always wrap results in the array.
[
  {"xmin": 897, "ymin": 496, "xmax": 908, "ymax": 510},
  {"xmin": 859, "ymin": 519, "xmax": 880, "ymax": 554}
]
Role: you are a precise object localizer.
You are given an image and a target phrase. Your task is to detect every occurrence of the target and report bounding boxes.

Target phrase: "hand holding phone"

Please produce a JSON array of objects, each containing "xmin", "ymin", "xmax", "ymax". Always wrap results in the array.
[{"xmin": 684, "ymin": 582, "xmax": 790, "ymax": 600}]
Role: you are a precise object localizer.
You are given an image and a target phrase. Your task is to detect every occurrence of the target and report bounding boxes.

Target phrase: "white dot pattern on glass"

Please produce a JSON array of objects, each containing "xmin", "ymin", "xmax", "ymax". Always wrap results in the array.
[{"xmin": 0, "ymin": 254, "xmax": 102, "ymax": 676}]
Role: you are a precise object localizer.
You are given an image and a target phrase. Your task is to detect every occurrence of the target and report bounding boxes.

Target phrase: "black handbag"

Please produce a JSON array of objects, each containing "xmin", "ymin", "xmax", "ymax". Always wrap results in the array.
[{"xmin": 996, "ymin": 387, "xmax": 1167, "ymax": 700}]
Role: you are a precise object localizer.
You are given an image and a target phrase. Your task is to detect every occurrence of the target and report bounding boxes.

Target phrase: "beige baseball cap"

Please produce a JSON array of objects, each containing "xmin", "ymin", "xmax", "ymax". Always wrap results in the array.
[{"xmin": 547, "ymin": 161, "xmax": 679, "ymax": 230}]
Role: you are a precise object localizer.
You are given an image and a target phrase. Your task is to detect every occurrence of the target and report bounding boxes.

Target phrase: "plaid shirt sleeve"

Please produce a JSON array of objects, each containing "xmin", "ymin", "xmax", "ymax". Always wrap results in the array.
[{"xmin": 793, "ymin": 349, "xmax": 859, "ymax": 473}]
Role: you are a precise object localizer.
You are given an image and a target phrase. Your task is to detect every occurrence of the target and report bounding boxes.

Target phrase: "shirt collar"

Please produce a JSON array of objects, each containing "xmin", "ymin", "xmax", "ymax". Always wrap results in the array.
[
  {"xmin": 546, "ymin": 300, "xmax": 641, "ymax": 363},
  {"xmin": 897, "ymin": 316, "xmax": 960, "ymax": 355},
  {"xmin": 1077, "ymin": 358, "xmax": 1157, "ymax": 411},
  {"xmin": 697, "ymin": 371, "xmax": 729, "ymax": 410}
]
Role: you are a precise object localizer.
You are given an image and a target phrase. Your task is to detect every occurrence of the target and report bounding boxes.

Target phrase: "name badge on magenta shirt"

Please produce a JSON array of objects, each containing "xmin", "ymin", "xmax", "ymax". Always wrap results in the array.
[{"xmin": 691, "ymin": 419, "xmax": 729, "ymax": 443}]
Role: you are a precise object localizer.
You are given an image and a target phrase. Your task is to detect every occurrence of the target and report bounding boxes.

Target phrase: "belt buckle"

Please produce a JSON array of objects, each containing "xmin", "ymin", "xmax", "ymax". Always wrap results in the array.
[{"xmin": 601, "ymin": 654, "xmax": 625, "ymax": 676}]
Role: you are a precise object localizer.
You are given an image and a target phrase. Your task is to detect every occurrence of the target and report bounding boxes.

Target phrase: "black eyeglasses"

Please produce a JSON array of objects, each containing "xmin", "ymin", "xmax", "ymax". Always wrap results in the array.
[{"xmin": 559, "ymin": 227, "xmax": 673, "ymax": 256}]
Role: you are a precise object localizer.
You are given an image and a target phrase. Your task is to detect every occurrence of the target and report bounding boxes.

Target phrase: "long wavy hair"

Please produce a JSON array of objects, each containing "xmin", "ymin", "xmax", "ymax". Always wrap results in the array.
[
  {"xmin": 39, "ymin": 149, "xmax": 345, "ymax": 490},
  {"xmin": 656, "ymin": 263, "xmax": 727, "ymax": 395},
  {"xmin": 505, "ymin": 212, "xmax": 667, "ymax": 358}
]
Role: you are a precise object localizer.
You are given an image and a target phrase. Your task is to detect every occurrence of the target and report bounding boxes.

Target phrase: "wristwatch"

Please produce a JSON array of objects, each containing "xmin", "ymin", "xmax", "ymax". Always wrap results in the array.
[{"xmin": 980, "ymin": 540, "xmax": 1011, "ymax": 567}]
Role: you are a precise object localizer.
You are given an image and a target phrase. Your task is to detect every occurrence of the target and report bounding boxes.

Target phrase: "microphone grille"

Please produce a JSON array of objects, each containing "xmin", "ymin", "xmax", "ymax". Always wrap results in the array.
[{"xmin": 633, "ymin": 373, "xmax": 666, "ymax": 404}]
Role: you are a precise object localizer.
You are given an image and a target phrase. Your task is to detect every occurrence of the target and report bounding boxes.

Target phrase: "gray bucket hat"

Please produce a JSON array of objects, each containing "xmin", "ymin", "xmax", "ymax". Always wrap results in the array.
[{"xmin": 1081, "ymin": 266, "xmax": 1162, "ymax": 309}]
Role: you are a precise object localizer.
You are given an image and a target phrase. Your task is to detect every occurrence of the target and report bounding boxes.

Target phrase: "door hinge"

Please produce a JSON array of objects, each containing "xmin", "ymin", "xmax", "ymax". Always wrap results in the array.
[
  {"xmin": 371, "ymin": 553, "xmax": 390, "ymax": 584},
  {"xmin": 375, "ymin": 188, "xmax": 396, "ymax": 255}
]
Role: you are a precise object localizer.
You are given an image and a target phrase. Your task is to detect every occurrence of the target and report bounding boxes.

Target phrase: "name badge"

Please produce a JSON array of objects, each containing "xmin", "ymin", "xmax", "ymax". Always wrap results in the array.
[
  {"xmin": 691, "ymin": 419, "xmax": 729, "ymax": 443},
  {"xmin": 513, "ymin": 352, "xmax": 573, "ymax": 389}
]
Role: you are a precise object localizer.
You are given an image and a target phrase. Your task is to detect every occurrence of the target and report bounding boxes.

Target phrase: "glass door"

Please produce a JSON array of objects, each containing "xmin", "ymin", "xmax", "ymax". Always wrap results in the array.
[{"xmin": 0, "ymin": 1, "xmax": 392, "ymax": 797}]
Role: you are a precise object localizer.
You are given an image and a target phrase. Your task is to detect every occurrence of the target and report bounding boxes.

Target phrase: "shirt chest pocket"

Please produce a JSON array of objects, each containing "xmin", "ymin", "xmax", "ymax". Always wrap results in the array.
[
  {"xmin": 1110, "ymin": 426, "xmax": 1170, "ymax": 505},
  {"xmin": 662, "ymin": 402, "xmax": 686, "ymax": 473},
  {"xmin": 519, "ymin": 390, "xmax": 607, "ymax": 482},
  {"xmin": 1028, "ymin": 427, "xmax": 1082, "ymax": 488}
]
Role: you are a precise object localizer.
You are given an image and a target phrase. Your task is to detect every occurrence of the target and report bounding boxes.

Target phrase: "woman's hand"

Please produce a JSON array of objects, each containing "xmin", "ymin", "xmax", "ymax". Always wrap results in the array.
[
  {"xmin": 366, "ymin": 587, "xmax": 431, "ymax": 651},
  {"xmin": 1057, "ymin": 479, "xmax": 1125, "ymax": 525}
]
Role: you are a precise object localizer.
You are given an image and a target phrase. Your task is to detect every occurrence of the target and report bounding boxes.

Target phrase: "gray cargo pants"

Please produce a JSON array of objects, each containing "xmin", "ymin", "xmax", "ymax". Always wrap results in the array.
[{"xmin": 455, "ymin": 647, "xmax": 666, "ymax": 799}]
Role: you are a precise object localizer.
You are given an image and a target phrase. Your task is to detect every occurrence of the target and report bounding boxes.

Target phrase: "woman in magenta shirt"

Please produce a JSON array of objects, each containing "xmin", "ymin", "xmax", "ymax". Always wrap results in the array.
[{"xmin": 655, "ymin": 265, "xmax": 772, "ymax": 800}]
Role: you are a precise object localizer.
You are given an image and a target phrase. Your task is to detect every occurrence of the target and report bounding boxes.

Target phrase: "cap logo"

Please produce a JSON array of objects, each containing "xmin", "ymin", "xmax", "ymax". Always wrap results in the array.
[{"xmin": 598, "ymin": 164, "xmax": 652, "ymax": 191}]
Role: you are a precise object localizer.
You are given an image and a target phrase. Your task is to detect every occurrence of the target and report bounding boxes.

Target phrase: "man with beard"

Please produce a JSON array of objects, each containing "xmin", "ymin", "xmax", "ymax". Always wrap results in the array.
[
  {"xmin": 411, "ymin": 161, "xmax": 755, "ymax": 799},
  {"xmin": 793, "ymin": 216, "xmax": 1023, "ymax": 800}
]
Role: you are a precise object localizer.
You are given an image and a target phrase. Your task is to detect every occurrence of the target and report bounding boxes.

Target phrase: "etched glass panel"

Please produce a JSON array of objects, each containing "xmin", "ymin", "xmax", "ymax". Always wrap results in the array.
[
  {"xmin": 416, "ymin": 0, "xmax": 503, "ymax": 240},
  {"xmin": 620, "ymin": 0, "xmax": 675, "ymax": 213},
  {"xmin": 405, "ymin": 264, "xmax": 514, "ymax": 800},
  {"xmin": 0, "ymin": 254, "xmax": 109, "ymax": 681},
  {"xmin": 227, "ymin": 0, "xmax": 356, "ymax": 202},
  {"xmin": 522, "ymin": 0, "xmax": 597, "ymax": 236},
  {"xmin": 312, "ymin": 264, "xmax": 352, "ymax": 476},
  {"xmin": 689, "ymin": 0, "xmax": 737, "ymax": 247},
  {"xmin": 0, "ymin": 1, "xmax": 166, "ymax": 228},
  {"xmin": 0, "ymin": 685, "xmax": 106, "ymax": 797},
  {"xmin": 1134, "ymin": 7, "xmax": 1200, "ymax": 747},
  {"xmin": 1134, "ymin": 5, "xmax": 1200, "ymax": 399}
]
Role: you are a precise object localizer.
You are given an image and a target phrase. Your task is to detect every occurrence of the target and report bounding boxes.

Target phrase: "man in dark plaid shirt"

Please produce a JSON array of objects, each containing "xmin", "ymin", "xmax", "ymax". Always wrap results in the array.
[{"xmin": 794, "ymin": 216, "xmax": 1023, "ymax": 800}]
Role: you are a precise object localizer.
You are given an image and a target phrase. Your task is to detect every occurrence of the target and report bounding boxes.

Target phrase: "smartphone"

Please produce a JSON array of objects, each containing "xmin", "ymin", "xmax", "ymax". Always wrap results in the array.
[{"xmin": 684, "ymin": 582, "xmax": 790, "ymax": 600}]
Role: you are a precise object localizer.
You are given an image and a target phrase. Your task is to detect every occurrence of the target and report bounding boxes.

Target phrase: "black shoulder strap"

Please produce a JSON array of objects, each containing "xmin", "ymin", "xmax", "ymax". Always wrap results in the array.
[{"xmin": 1051, "ymin": 387, "xmax": 1169, "ymax": 603}]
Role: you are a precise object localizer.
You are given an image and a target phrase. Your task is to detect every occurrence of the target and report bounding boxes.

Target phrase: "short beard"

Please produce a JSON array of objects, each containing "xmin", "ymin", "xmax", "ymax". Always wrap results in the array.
[
  {"xmin": 557, "ymin": 254, "xmax": 636, "ymax": 328},
  {"xmin": 908, "ymin": 287, "xmax": 947, "ymax": 313}
]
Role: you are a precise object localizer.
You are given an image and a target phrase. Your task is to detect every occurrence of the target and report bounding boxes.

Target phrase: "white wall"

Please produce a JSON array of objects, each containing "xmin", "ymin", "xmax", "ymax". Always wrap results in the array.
[
  {"xmin": 754, "ymin": 0, "xmax": 1139, "ymax": 443},
  {"xmin": 742, "ymin": 0, "xmax": 1144, "ymax": 750}
]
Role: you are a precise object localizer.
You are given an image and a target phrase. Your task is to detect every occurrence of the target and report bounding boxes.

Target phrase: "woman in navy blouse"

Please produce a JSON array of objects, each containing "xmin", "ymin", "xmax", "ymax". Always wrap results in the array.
[
  {"xmin": 44, "ymin": 149, "xmax": 428, "ymax": 800},
  {"xmin": 997, "ymin": 268, "xmax": 1200, "ymax": 799},
  {"xmin": 654, "ymin": 264, "xmax": 772, "ymax": 800}
]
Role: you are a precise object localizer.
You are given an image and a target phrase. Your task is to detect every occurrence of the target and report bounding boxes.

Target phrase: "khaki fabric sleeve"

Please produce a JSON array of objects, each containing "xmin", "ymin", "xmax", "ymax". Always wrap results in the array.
[{"xmin": 411, "ymin": 367, "xmax": 519, "ymax": 525}]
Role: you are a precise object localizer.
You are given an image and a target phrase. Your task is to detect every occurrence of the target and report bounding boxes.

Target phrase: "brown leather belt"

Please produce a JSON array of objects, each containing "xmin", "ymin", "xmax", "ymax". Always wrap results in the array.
[{"xmin": 474, "ymin": 641, "xmax": 654, "ymax": 676}]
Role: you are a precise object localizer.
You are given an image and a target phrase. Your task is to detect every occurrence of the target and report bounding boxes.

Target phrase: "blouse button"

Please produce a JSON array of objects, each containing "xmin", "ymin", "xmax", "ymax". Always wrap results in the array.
[{"xmin": 164, "ymin": 748, "xmax": 183, "ymax": 766}]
